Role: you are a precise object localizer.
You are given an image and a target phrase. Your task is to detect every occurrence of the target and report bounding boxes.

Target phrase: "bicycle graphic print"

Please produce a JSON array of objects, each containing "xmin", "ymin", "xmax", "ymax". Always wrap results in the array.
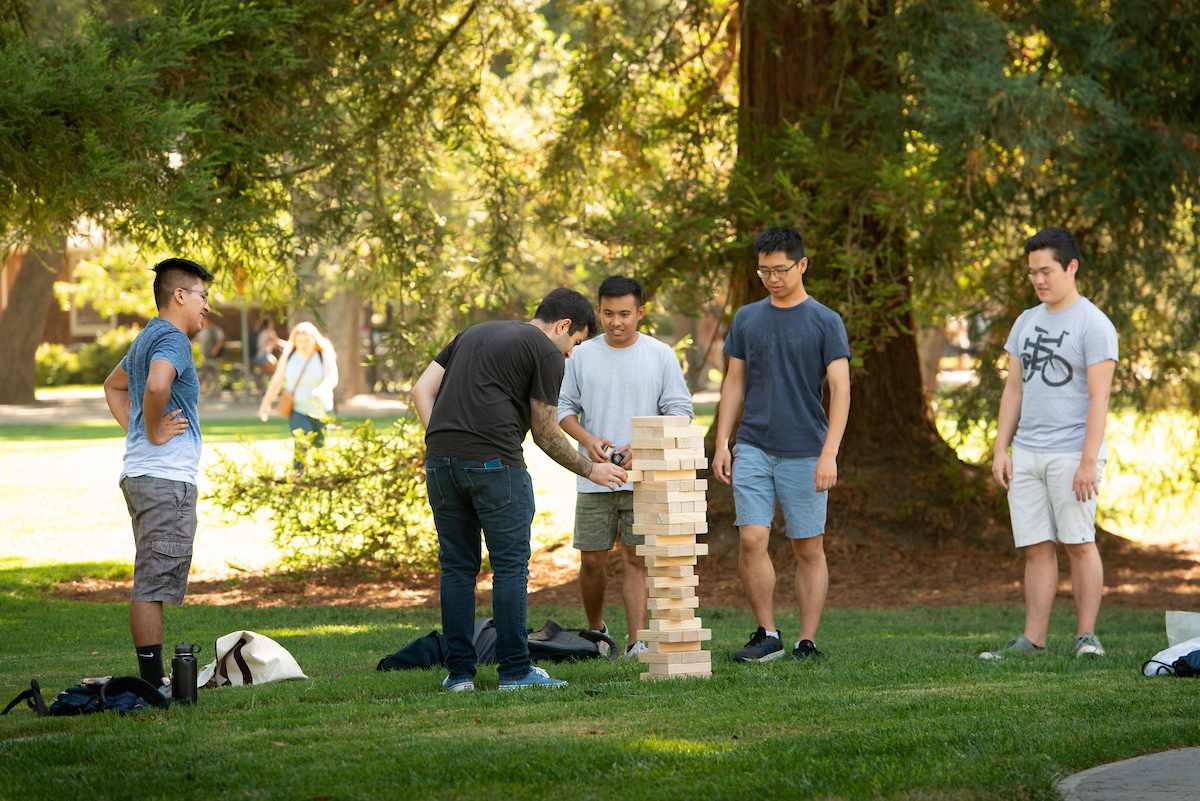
[{"xmin": 1020, "ymin": 326, "xmax": 1073, "ymax": 386}]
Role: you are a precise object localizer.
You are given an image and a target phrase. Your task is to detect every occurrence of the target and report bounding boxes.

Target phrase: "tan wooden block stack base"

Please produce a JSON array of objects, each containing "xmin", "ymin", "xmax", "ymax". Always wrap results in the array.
[{"xmin": 630, "ymin": 415, "xmax": 712, "ymax": 679}]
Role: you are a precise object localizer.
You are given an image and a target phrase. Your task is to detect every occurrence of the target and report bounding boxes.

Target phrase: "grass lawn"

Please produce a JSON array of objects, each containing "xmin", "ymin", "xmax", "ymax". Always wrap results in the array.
[
  {"xmin": 2, "ymin": 405, "xmax": 1196, "ymax": 799},
  {"xmin": 0, "ymin": 573, "xmax": 1196, "ymax": 800}
]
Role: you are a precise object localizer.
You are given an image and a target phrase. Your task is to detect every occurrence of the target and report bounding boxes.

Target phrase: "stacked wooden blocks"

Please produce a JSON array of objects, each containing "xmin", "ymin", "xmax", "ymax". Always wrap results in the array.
[{"xmin": 630, "ymin": 415, "xmax": 712, "ymax": 679}]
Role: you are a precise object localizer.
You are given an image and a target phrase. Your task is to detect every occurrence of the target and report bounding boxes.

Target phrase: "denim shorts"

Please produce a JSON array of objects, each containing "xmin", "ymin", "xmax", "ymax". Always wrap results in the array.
[
  {"xmin": 120, "ymin": 475, "xmax": 197, "ymax": 605},
  {"xmin": 731, "ymin": 442, "xmax": 826, "ymax": 539},
  {"xmin": 572, "ymin": 491, "xmax": 638, "ymax": 551}
]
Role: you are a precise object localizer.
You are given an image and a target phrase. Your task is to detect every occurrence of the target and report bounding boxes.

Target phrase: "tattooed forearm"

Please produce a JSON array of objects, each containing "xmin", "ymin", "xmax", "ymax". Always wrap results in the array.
[{"xmin": 530, "ymin": 399, "xmax": 593, "ymax": 478}]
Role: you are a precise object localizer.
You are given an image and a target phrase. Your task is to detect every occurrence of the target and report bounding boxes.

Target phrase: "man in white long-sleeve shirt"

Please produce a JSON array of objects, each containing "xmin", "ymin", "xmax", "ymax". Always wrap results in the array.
[{"xmin": 558, "ymin": 275, "xmax": 694, "ymax": 658}]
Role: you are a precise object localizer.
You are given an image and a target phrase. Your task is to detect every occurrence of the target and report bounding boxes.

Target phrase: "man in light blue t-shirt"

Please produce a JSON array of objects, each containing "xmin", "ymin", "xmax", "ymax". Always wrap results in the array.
[
  {"xmin": 984, "ymin": 227, "xmax": 1118, "ymax": 661},
  {"xmin": 103, "ymin": 257, "xmax": 213, "ymax": 691},
  {"xmin": 558, "ymin": 276, "xmax": 693, "ymax": 658},
  {"xmin": 713, "ymin": 227, "xmax": 851, "ymax": 664}
]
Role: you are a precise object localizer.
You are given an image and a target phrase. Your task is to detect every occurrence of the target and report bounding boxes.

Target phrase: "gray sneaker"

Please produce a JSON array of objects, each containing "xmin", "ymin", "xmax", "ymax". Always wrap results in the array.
[
  {"xmin": 980, "ymin": 635, "xmax": 1047, "ymax": 660},
  {"xmin": 1073, "ymin": 632, "xmax": 1106, "ymax": 658}
]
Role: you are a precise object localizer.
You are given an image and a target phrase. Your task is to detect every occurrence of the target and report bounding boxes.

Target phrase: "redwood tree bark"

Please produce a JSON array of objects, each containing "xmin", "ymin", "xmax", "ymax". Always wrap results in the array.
[
  {"xmin": 0, "ymin": 240, "xmax": 65, "ymax": 405},
  {"xmin": 726, "ymin": 0, "xmax": 941, "ymax": 463}
]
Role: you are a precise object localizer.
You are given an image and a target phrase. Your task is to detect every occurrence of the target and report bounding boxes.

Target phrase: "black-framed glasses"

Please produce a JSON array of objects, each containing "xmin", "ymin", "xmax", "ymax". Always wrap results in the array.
[
  {"xmin": 756, "ymin": 260, "xmax": 798, "ymax": 280},
  {"xmin": 176, "ymin": 287, "xmax": 210, "ymax": 301}
]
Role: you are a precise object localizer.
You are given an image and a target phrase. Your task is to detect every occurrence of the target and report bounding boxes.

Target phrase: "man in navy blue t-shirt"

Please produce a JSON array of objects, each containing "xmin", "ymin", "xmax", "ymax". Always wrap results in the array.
[
  {"xmin": 103, "ymin": 257, "xmax": 213, "ymax": 692},
  {"xmin": 712, "ymin": 227, "xmax": 851, "ymax": 663}
]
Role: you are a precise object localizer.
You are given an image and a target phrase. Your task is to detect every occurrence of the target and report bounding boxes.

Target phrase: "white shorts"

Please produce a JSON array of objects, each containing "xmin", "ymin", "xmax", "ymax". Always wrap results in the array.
[{"xmin": 1008, "ymin": 446, "xmax": 1105, "ymax": 548}]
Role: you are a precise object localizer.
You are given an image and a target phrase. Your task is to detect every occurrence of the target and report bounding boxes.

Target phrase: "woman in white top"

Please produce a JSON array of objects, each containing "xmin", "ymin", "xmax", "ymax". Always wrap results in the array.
[{"xmin": 259, "ymin": 322, "xmax": 339, "ymax": 470}]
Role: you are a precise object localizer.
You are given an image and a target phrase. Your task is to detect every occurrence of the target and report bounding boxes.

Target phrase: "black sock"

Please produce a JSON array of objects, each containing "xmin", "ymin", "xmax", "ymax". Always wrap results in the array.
[{"xmin": 136, "ymin": 644, "xmax": 166, "ymax": 685}]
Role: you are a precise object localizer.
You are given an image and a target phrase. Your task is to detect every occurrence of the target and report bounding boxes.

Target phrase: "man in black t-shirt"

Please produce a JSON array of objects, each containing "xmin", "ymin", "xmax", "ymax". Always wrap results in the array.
[{"xmin": 412, "ymin": 288, "xmax": 628, "ymax": 692}]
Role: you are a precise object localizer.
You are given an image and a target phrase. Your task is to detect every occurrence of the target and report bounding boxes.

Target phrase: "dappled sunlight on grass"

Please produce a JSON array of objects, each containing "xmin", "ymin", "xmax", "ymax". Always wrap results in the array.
[{"xmin": 633, "ymin": 736, "xmax": 734, "ymax": 756}]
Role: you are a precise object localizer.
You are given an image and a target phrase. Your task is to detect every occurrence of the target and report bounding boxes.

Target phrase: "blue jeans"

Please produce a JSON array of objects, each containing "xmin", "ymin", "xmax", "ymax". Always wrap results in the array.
[
  {"xmin": 289, "ymin": 412, "xmax": 325, "ymax": 471},
  {"xmin": 424, "ymin": 457, "xmax": 535, "ymax": 681}
]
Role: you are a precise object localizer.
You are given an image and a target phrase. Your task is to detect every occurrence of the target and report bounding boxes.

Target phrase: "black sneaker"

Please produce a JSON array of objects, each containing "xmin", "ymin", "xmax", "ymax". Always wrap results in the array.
[
  {"xmin": 791, "ymin": 639, "xmax": 823, "ymax": 660},
  {"xmin": 733, "ymin": 627, "xmax": 785, "ymax": 663}
]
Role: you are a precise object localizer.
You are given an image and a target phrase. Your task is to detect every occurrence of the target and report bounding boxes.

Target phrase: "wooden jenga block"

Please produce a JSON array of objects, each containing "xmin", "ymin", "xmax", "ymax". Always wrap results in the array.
[
  {"xmin": 634, "ymin": 491, "xmax": 706, "ymax": 503},
  {"xmin": 623, "ymin": 470, "xmax": 643, "ymax": 483},
  {"xmin": 642, "ymin": 469, "xmax": 699, "ymax": 480},
  {"xmin": 648, "ymin": 586, "xmax": 696, "ymax": 599},
  {"xmin": 638, "ymin": 650, "xmax": 711, "ymax": 665},
  {"xmin": 647, "ymin": 564, "xmax": 694, "ymax": 577},
  {"xmin": 631, "ymin": 416, "xmax": 690, "ymax": 427},
  {"xmin": 637, "ymin": 543, "xmax": 708, "ymax": 558},
  {"xmin": 653, "ymin": 607, "xmax": 696, "ymax": 620},
  {"xmin": 632, "ymin": 523, "xmax": 684, "ymax": 535},
  {"xmin": 643, "ymin": 534, "xmax": 698, "ymax": 547},
  {"xmin": 631, "ymin": 460, "xmax": 681, "ymax": 471},
  {"xmin": 634, "ymin": 512, "xmax": 705, "ymax": 525},
  {"xmin": 641, "ymin": 662, "xmax": 713, "ymax": 678},
  {"xmin": 647, "ymin": 618, "xmax": 702, "ymax": 631},
  {"xmin": 646, "ymin": 555, "xmax": 699, "ymax": 567},
  {"xmin": 646, "ymin": 596, "xmax": 699, "ymax": 610},
  {"xmin": 645, "ymin": 574, "xmax": 700, "ymax": 588},
  {"xmin": 636, "ymin": 628, "xmax": 712, "ymax": 643},
  {"xmin": 646, "ymin": 639, "xmax": 704, "ymax": 653}
]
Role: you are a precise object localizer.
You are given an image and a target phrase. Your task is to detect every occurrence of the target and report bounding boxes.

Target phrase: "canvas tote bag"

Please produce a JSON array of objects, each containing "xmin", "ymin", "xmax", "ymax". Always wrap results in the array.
[{"xmin": 197, "ymin": 630, "xmax": 309, "ymax": 688}]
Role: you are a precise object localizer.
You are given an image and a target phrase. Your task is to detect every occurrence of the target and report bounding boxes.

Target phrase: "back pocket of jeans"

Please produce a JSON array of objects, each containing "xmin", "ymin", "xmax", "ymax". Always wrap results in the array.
[
  {"xmin": 464, "ymin": 466, "xmax": 511, "ymax": 510},
  {"xmin": 425, "ymin": 469, "xmax": 447, "ymax": 511}
]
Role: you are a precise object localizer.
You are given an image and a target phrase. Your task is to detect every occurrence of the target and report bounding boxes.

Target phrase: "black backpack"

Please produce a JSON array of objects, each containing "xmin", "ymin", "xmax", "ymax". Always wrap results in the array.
[
  {"xmin": 1172, "ymin": 650, "xmax": 1200, "ymax": 677},
  {"xmin": 2, "ymin": 677, "xmax": 171, "ymax": 717},
  {"xmin": 377, "ymin": 619, "xmax": 617, "ymax": 671}
]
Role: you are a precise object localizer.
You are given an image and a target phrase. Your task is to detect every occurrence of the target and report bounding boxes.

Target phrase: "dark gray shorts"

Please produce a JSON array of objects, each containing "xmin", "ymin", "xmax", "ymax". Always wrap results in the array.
[
  {"xmin": 120, "ymin": 475, "xmax": 197, "ymax": 606},
  {"xmin": 572, "ymin": 491, "xmax": 639, "ymax": 551}
]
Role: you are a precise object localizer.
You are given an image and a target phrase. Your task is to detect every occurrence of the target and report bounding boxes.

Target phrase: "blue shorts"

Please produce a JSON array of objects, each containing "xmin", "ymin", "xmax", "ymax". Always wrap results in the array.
[{"xmin": 731, "ymin": 442, "xmax": 827, "ymax": 539}]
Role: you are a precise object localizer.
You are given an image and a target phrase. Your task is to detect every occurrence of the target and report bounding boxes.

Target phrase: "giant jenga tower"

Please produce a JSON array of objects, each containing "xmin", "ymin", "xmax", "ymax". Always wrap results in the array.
[{"xmin": 629, "ymin": 415, "xmax": 711, "ymax": 679}]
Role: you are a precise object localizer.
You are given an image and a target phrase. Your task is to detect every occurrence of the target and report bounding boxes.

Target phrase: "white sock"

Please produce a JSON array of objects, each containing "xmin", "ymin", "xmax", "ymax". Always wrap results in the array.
[{"xmin": 766, "ymin": 630, "xmax": 779, "ymax": 640}]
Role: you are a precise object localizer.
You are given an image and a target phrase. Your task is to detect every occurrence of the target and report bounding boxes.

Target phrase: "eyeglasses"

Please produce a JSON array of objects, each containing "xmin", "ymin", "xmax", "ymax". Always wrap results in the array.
[
  {"xmin": 756, "ymin": 260, "xmax": 798, "ymax": 280},
  {"xmin": 176, "ymin": 287, "xmax": 210, "ymax": 301}
]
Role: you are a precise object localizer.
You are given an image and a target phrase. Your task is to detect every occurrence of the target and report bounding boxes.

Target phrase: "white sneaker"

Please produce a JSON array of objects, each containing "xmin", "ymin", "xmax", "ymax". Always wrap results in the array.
[
  {"xmin": 622, "ymin": 641, "xmax": 649, "ymax": 660},
  {"xmin": 591, "ymin": 623, "xmax": 611, "ymax": 657}
]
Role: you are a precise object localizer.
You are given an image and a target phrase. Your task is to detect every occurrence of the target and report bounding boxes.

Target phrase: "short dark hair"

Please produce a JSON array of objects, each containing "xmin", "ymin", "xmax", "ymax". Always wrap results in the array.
[
  {"xmin": 152, "ymin": 258, "xmax": 215, "ymax": 310},
  {"xmin": 597, "ymin": 275, "xmax": 644, "ymax": 307},
  {"xmin": 533, "ymin": 287, "xmax": 598, "ymax": 337},
  {"xmin": 1023, "ymin": 227, "xmax": 1082, "ymax": 275},
  {"xmin": 754, "ymin": 226, "xmax": 806, "ymax": 261}
]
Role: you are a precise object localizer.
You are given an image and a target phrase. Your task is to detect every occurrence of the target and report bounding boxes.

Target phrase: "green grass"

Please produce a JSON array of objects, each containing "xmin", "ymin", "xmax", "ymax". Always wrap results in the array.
[{"xmin": 0, "ymin": 579, "xmax": 1194, "ymax": 800}]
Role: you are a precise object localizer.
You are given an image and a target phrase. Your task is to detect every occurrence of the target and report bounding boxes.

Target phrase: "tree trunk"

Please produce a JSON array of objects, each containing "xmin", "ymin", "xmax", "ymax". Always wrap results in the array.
[
  {"xmin": 701, "ymin": 1, "xmax": 997, "ymax": 553},
  {"xmin": 0, "ymin": 240, "xmax": 65, "ymax": 405}
]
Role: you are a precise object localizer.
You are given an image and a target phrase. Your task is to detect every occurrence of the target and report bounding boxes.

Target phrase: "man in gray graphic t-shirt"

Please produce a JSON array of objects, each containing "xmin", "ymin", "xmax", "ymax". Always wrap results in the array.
[{"xmin": 983, "ymin": 227, "xmax": 1118, "ymax": 662}]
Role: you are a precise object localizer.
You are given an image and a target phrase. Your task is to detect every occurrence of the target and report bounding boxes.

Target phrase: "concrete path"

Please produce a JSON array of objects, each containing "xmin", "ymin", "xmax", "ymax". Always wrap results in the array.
[
  {"xmin": 1057, "ymin": 747, "xmax": 1200, "ymax": 800},
  {"xmin": 0, "ymin": 387, "xmax": 408, "ymax": 424}
]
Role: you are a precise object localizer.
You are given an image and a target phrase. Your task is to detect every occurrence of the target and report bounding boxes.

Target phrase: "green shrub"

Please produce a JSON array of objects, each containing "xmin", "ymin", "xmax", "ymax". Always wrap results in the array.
[
  {"xmin": 34, "ymin": 343, "xmax": 81, "ymax": 386},
  {"xmin": 204, "ymin": 417, "xmax": 437, "ymax": 572},
  {"xmin": 74, "ymin": 326, "xmax": 140, "ymax": 384}
]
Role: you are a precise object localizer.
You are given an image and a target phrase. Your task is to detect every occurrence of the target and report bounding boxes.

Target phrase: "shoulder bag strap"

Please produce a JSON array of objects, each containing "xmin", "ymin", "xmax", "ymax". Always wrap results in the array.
[{"xmin": 285, "ymin": 352, "xmax": 316, "ymax": 394}]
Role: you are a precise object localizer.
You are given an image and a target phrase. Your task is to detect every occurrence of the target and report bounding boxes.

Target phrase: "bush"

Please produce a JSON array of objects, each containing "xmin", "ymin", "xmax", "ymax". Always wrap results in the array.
[
  {"xmin": 34, "ymin": 326, "xmax": 144, "ymax": 387},
  {"xmin": 34, "ymin": 343, "xmax": 81, "ymax": 386},
  {"xmin": 204, "ymin": 417, "xmax": 438, "ymax": 572},
  {"xmin": 74, "ymin": 326, "xmax": 140, "ymax": 384}
]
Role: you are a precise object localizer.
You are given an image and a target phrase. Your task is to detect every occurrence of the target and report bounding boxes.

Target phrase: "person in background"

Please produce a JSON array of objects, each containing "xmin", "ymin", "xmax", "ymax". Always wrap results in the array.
[
  {"xmin": 253, "ymin": 319, "xmax": 286, "ymax": 378},
  {"xmin": 258, "ymin": 322, "xmax": 339, "ymax": 471}
]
